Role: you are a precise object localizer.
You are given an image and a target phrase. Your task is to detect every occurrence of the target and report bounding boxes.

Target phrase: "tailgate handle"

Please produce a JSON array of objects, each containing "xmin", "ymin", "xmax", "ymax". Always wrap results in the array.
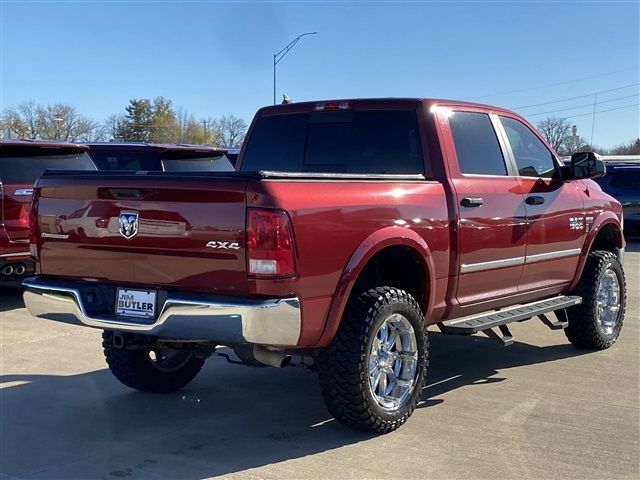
[
  {"xmin": 461, "ymin": 197, "xmax": 484, "ymax": 208},
  {"xmin": 525, "ymin": 196, "xmax": 545, "ymax": 206}
]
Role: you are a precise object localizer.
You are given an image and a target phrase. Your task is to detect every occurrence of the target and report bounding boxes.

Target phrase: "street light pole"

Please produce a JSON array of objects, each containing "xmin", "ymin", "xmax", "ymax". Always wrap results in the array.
[
  {"xmin": 53, "ymin": 114, "xmax": 64, "ymax": 140},
  {"xmin": 273, "ymin": 32, "xmax": 318, "ymax": 105}
]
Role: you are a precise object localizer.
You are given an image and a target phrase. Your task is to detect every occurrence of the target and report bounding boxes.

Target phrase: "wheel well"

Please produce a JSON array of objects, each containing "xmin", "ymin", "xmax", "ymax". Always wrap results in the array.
[
  {"xmin": 351, "ymin": 246, "xmax": 428, "ymax": 312},
  {"xmin": 590, "ymin": 224, "xmax": 621, "ymax": 255}
]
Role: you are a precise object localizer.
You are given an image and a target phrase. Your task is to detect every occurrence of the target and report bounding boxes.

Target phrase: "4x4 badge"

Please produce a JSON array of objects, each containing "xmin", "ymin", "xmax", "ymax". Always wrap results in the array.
[
  {"xmin": 206, "ymin": 241, "xmax": 240, "ymax": 250},
  {"xmin": 119, "ymin": 211, "xmax": 139, "ymax": 239}
]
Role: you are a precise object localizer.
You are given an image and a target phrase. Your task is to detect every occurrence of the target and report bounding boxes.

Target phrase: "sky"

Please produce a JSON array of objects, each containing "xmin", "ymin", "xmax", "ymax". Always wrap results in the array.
[{"xmin": 1, "ymin": 0, "xmax": 639, "ymax": 148}]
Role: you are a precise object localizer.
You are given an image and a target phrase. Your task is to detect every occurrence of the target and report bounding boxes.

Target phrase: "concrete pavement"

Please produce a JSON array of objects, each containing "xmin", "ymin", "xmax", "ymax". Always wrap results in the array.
[{"xmin": 1, "ymin": 243, "xmax": 638, "ymax": 479}]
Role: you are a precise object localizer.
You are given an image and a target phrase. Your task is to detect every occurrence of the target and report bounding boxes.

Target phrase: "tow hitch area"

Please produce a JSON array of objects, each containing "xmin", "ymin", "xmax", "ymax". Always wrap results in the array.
[{"xmin": 438, "ymin": 295, "xmax": 581, "ymax": 346}]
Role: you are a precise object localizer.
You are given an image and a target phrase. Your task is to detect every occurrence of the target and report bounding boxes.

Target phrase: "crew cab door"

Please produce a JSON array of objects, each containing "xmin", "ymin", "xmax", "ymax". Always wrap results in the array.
[
  {"xmin": 440, "ymin": 109, "xmax": 528, "ymax": 304},
  {"xmin": 496, "ymin": 115, "xmax": 585, "ymax": 290}
]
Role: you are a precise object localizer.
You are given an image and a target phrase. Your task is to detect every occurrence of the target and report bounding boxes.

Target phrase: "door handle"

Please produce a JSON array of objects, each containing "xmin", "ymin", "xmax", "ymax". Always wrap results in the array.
[
  {"xmin": 461, "ymin": 197, "xmax": 484, "ymax": 208},
  {"xmin": 525, "ymin": 196, "xmax": 545, "ymax": 206}
]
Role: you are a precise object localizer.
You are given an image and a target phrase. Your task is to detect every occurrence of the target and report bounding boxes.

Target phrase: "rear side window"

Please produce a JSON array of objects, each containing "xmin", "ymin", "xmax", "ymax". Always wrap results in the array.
[
  {"xmin": 500, "ymin": 116, "xmax": 556, "ymax": 178},
  {"xmin": 449, "ymin": 111, "xmax": 507, "ymax": 175},
  {"xmin": 241, "ymin": 110, "xmax": 424, "ymax": 175},
  {"xmin": 0, "ymin": 152, "xmax": 96, "ymax": 184}
]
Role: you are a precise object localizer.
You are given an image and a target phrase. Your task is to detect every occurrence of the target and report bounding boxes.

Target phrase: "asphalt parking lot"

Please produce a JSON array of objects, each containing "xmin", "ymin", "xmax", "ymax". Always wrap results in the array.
[{"xmin": 1, "ymin": 243, "xmax": 638, "ymax": 480}]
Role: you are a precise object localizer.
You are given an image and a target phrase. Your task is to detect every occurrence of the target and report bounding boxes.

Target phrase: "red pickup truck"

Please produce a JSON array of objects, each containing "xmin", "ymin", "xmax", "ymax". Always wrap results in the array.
[
  {"xmin": 0, "ymin": 139, "xmax": 95, "ymax": 283},
  {"xmin": 23, "ymin": 99, "xmax": 626, "ymax": 433}
]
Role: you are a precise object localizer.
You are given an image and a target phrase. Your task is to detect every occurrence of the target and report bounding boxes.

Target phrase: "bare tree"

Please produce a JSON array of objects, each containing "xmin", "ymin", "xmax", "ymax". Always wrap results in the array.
[
  {"xmin": 536, "ymin": 117, "xmax": 571, "ymax": 153},
  {"xmin": 3, "ymin": 101, "xmax": 41, "ymax": 139},
  {"xmin": 173, "ymin": 109, "xmax": 221, "ymax": 145},
  {"xmin": 218, "ymin": 114, "xmax": 248, "ymax": 148},
  {"xmin": 103, "ymin": 113, "xmax": 124, "ymax": 141},
  {"xmin": 609, "ymin": 138, "xmax": 640, "ymax": 155},
  {"xmin": 562, "ymin": 135, "xmax": 590, "ymax": 155},
  {"xmin": 39, "ymin": 104, "xmax": 100, "ymax": 141},
  {"xmin": 201, "ymin": 116, "xmax": 222, "ymax": 146},
  {"xmin": 2, "ymin": 101, "xmax": 101, "ymax": 141}
]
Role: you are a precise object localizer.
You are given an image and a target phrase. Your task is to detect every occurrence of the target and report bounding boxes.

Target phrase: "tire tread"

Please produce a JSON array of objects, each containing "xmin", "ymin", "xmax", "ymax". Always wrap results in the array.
[
  {"xmin": 565, "ymin": 250, "xmax": 626, "ymax": 349},
  {"xmin": 102, "ymin": 331, "xmax": 205, "ymax": 392},
  {"xmin": 317, "ymin": 287, "xmax": 428, "ymax": 433}
]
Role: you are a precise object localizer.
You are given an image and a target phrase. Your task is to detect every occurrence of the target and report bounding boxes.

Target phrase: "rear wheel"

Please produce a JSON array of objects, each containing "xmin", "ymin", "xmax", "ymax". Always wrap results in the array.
[
  {"xmin": 102, "ymin": 331, "xmax": 205, "ymax": 392},
  {"xmin": 317, "ymin": 287, "xmax": 428, "ymax": 433},
  {"xmin": 565, "ymin": 250, "xmax": 626, "ymax": 349}
]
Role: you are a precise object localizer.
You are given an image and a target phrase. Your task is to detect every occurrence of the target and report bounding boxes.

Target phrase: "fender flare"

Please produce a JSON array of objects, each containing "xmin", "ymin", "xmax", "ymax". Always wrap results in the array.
[
  {"xmin": 315, "ymin": 227, "xmax": 436, "ymax": 347},
  {"xmin": 568, "ymin": 213, "xmax": 624, "ymax": 291}
]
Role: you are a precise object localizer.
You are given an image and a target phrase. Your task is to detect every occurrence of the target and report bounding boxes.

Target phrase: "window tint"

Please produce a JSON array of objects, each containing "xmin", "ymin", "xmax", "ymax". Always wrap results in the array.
[
  {"xmin": 500, "ymin": 117, "xmax": 556, "ymax": 178},
  {"xmin": 608, "ymin": 169, "xmax": 640, "ymax": 190},
  {"xmin": 0, "ymin": 153, "xmax": 96, "ymax": 184},
  {"xmin": 449, "ymin": 111, "xmax": 507, "ymax": 175},
  {"xmin": 242, "ymin": 114, "xmax": 307, "ymax": 172},
  {"xmin": 89, "ymin": 150, "xmax": 161, "ymax": 170},
  {"xmin": 241, "ymin": 110, "xmax": 424, "ymax": 175},
  {"xmin": 162, "ymin": 157, "xmax": 234, "ymax": 172}
]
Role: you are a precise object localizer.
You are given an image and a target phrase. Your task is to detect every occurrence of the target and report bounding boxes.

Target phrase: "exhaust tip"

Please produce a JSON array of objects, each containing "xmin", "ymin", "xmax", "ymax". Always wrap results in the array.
[
  {"xmin": 14, "ymin": 265, "xmax": 26, "ymax": 275},
  {"xmin": 1, "ymin": 265, "xmax": 14, "ymax": 276},
  {"xmin": 280, "ymin": 355, "xmax": 292, "ymax": 368},
  {"xmin": 252, "ymin": 345, "xmax": 292, "ymax": 368}
]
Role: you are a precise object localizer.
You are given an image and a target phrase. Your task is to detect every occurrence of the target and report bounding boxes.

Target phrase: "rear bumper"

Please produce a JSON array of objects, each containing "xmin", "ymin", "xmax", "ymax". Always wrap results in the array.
[{"xmin": 22, "ymin": 277, "xmax": 302, "ymax": 346}]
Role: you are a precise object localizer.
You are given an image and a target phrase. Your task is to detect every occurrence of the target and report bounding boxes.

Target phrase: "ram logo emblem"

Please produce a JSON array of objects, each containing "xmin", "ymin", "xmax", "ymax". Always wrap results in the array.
[{"xmin": 118, "ymin": 211, "xmax": 139, "ymax": 239}]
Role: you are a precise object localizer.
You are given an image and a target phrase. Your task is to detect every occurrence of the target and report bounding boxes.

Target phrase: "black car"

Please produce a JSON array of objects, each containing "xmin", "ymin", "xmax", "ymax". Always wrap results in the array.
[
  {"xmin": 225, "ymin": 148, "xmax": 240, "ymax": 167},
  {"xmin": 595, "ymin": 162, "xmax": 640, "ymax": 237},
  {"xmin": 86, "ymin": 143, "xmax": 234, "ymax": 172}
]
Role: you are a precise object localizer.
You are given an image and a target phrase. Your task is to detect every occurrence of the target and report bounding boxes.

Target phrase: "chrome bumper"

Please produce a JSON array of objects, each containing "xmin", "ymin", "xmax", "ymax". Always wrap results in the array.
[{"xmin": 22, "ymin": 277, "xmax": 301, "ymax": 346}]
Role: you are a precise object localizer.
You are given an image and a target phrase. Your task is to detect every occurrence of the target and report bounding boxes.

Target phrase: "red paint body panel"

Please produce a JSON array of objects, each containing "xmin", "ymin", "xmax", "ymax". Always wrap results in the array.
[
  {"xmin": 36, "ymin": 175, "xmax": 250, "ymax": 294},
  {"xmin": 30, "ymin": 98, "xmax": 625, "ymax": 347},
  {"xmin": 1, "ymin": 140, "xmax": 91, "ymax": 276}
]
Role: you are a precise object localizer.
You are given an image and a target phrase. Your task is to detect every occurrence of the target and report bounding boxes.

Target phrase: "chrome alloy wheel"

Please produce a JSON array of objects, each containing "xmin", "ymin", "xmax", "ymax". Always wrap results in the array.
[
  {"xmin": 368, "ymin": 313, "xmax": 419, "ymax": 410},
  {"xmin": 596, "ymin": 267, "xmax": 622, "ymax": 336}
]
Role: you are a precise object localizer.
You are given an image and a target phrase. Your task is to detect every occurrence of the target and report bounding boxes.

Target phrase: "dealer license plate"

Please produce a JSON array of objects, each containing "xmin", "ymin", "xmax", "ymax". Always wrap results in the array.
[{"xmin": 116, "ymin": 288, "xmax": 156, "ymax": 319}]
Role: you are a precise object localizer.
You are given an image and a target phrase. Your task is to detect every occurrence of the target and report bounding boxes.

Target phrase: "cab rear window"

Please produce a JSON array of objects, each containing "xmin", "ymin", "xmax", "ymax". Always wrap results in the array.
[
  {"xmin": 0, "ymin": 152, "xmax": 96, "ymax": 184},
  {"xmin": 241, "ymin": 110, "xmax": 424, "ymax": 175},
  {"xmin": 88, "ymin": 150, "xmax": 160, "ymax": 170}
]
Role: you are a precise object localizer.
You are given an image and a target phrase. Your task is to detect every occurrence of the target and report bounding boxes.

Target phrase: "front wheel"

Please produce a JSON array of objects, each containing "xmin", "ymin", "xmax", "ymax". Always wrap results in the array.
[
  {"xmin": 102, "ymin": 331, "xmax": 205, "ymax": 392},
  {"xmin": 565, "ymin": 250, "xmax": 626, "ymax": 349},
  {"xmin": 317, "ymin": 287, "xmax": 428, "ymax": 433}
]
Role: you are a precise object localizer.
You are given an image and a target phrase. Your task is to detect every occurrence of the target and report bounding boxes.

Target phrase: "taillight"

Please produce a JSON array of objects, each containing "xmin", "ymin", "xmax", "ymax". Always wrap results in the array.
[
  {"xmin": 29, "ymin": 191, "xmax": 39, "ymax": 259},
  {"xmin": 247, "ymin": 209, "xmax": 296, "ymax": 277},
  {"xmin": 18, "ymin": 204, "xmax": 30, "ymax": 227},
  {"xmin": 95, "ymin": 217, "xmax": 109, "ymax": 228}
]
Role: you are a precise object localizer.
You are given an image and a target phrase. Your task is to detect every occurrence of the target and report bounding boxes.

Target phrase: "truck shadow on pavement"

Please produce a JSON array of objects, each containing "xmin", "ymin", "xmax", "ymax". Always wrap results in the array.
[
  {"xmin": 0, "ymin": 287, "xmax": 25, "ymax": 312},
  {"xmin": 0, "ymin": 325, "xmax": 590, "ymax": 479}
]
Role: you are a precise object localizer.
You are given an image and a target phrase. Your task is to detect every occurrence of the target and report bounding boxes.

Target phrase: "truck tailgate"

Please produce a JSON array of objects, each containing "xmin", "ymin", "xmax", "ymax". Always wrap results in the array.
[{"xmin": 34, "ymin": 173, "xmax": 250, "ymax": 294}]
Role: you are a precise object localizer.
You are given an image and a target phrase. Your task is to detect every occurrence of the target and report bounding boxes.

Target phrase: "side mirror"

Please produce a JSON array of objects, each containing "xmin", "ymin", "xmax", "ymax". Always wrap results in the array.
[{"xmin": 564, "ymin": 151, "xmax": 606, "ymax": 180}]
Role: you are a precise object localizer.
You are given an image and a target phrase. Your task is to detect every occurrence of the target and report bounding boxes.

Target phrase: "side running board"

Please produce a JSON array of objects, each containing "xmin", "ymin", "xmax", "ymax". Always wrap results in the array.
[{"xmin": 438, "ymin": 295, "xmax": 581, "ymax": 347}]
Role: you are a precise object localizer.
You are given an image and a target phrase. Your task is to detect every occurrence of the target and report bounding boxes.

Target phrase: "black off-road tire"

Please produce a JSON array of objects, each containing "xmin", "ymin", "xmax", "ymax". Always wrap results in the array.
[
  {"xmin": 565, "ymin": 250, "xmax": 626, "ymax": 350},
  {"xmin": 102, "ymin": 331, "xmax": 205, "ymax": 392},
  {"xmin": 317, "ymin": 287, "xmax": 428, "ymax": 433}
]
